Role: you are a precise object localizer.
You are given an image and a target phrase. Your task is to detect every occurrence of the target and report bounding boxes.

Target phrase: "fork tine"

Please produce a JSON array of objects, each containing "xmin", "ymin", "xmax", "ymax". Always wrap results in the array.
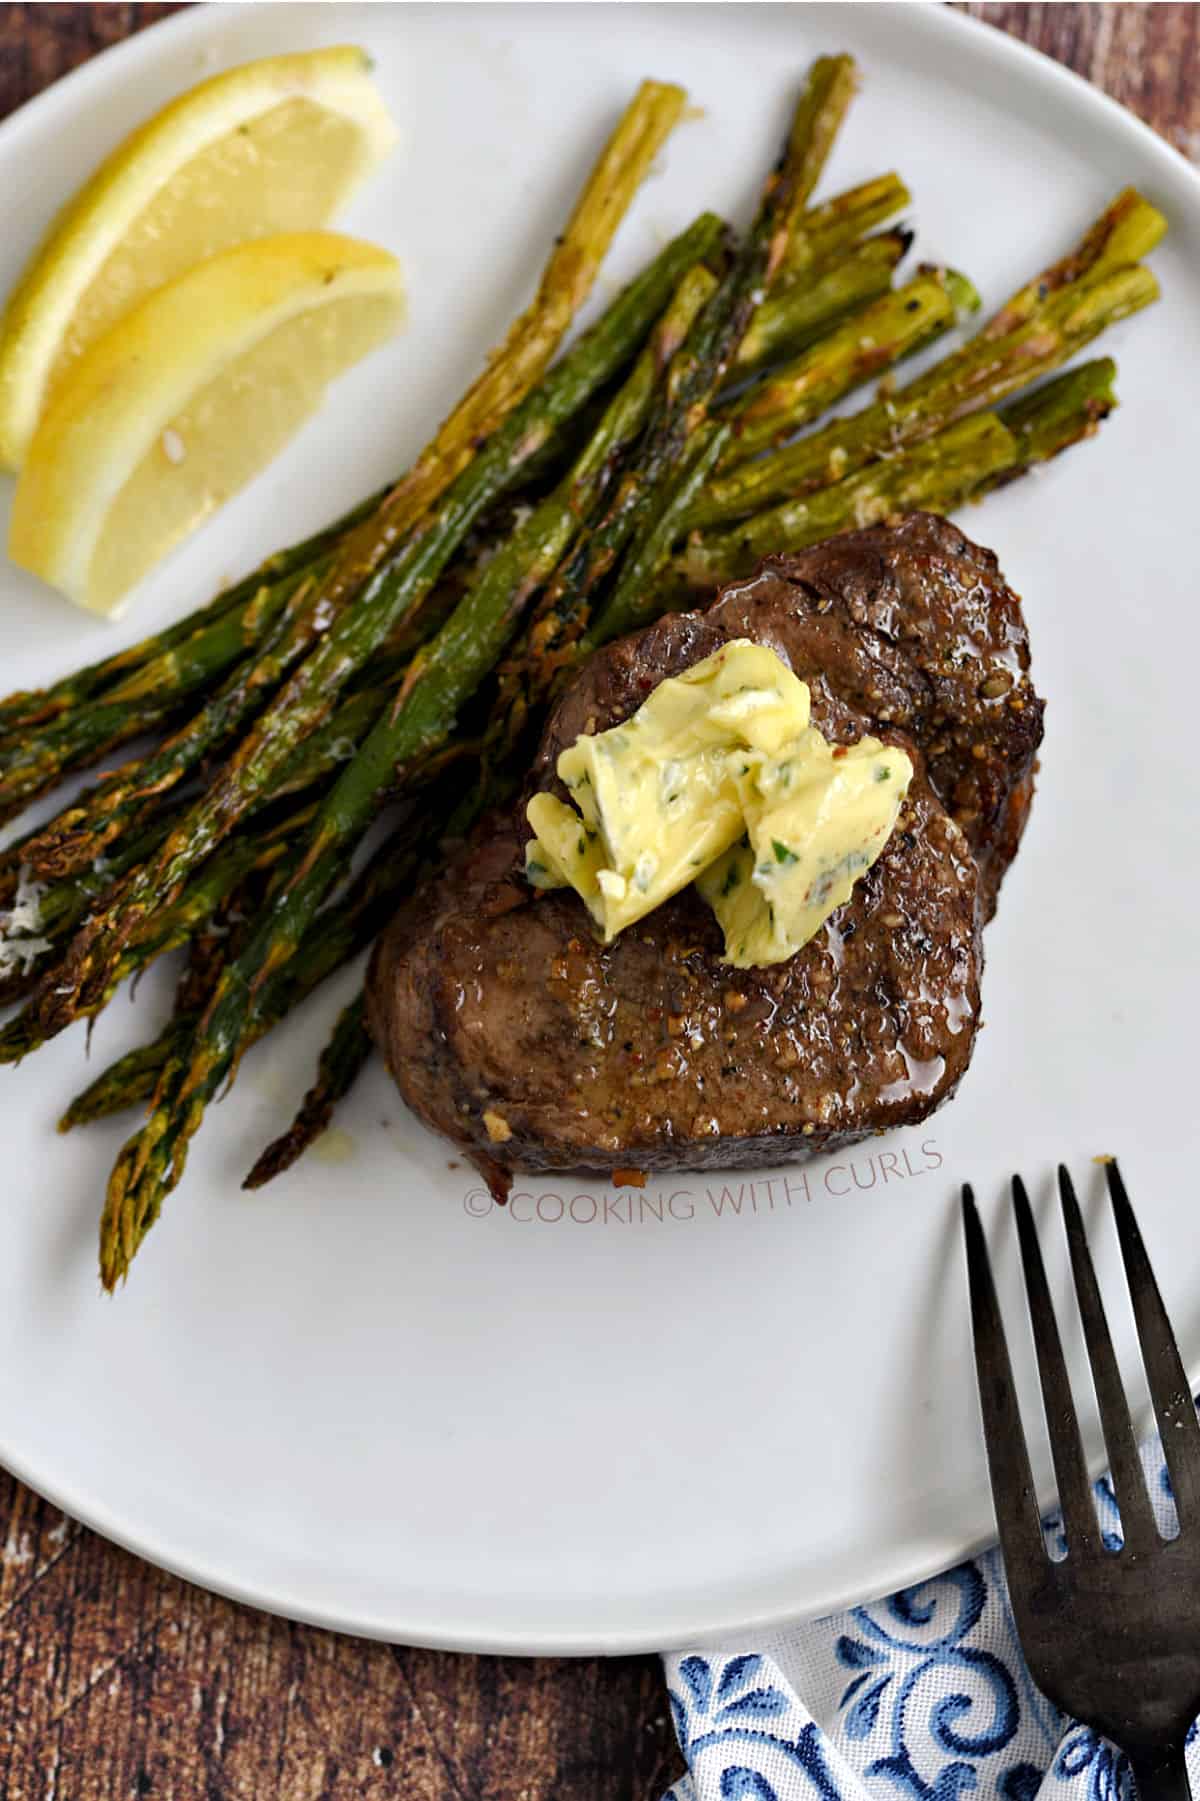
[
  {"xmin": 1105, "ymin": 1159, "xmax": 1200, "ymax": 1528},
  {"xmin": 1011, "ymin": 1176, "xmax": 1096, "ymax": 1552},
  {"xmin": 1058, "ymin": 1164, "xmax": 1158, "ymax": 1552},
  {"xmin": 962, "ymin": 1186, "xmax": 1046, "ymax": 1568}
]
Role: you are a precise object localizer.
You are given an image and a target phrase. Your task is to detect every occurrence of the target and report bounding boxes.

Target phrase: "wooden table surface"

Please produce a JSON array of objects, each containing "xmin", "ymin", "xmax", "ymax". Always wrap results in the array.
[{"xmin": 1, "ymin": 4, "xmax": 1196, "ymax": 1796}]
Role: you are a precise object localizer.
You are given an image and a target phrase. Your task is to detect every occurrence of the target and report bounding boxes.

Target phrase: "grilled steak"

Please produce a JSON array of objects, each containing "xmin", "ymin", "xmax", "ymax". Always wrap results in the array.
[{"xmin": 367, "ymin": 513, "xmax": 1043, "ymax": 1189}]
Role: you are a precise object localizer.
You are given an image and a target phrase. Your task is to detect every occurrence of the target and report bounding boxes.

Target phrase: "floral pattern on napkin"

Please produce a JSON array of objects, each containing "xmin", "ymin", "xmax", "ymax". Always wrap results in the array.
[{"xmin": 663, "ymin": 1418, "xmax": 1186, "ymax": 1801}]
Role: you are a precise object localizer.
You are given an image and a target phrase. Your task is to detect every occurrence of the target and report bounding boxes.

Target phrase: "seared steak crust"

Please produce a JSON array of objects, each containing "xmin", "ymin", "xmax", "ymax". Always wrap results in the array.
[
  {"xmin": 367, "ymin": 514, "xmax": 1041, "ymax": 1186},
  {"xmin": 370, "ymin": 750, "xmax": 980, "ymax": 1182}
]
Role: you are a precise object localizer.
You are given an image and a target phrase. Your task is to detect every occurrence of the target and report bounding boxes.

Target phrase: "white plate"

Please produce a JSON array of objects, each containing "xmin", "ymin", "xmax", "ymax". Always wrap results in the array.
[{"xmin": 1, "ymin": 1, "xmax": 1198, "ymax": 1655}]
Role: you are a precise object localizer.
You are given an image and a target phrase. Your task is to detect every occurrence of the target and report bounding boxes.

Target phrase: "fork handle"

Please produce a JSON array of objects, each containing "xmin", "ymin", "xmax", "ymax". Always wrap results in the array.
[{"xmin": 1128, "ymin": 1741, "xmax": 1193, "ymax": 1801}]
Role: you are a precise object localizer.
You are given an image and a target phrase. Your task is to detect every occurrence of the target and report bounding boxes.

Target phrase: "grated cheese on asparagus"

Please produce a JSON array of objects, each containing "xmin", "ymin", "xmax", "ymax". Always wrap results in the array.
[{"xmin": 0, "ymin": 865, "xmax": 52, "ymax": 978}]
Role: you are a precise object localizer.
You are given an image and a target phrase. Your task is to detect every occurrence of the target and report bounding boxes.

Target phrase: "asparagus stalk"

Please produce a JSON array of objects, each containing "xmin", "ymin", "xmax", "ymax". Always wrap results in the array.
[
  {"xmin": 781, "ymin": 171, "xmax": 911, "ymax": 280},
  {"xmin": 692, "ymin": 261, "xmax": 1158, "ymax": 528},
  {"xmin": 2, "ymin": 553, "xmax": 467, "ymax": 882},
  {"xmin": 981, "ymin": 186, "xmax": 1165, "ymax": 339},
  {"xmin": 481, "ymin": 267, "xmax": 722, "ymax": 757},
  {"xmin": 649, "ymin": 61, "xmax": 856, "ymax": 432},
  {"xmin": 704, "ymin": 187, "xmax": 1163, "ymax": 510},
  {"xmin": 776, "ymin": 55, "xmax": 858, "ymax": 241},
  {"xmin": 307, "ymin": 273, "xmax": 716, "ymax": 793},
  {"xmin": 0, "ymin": 511, "xmax": 490, "ymax": 824},
  {"xmin": 62, "ymin": 822, "xmax": 431, "ymax": 1134},
  {"xmin": 730, "ymin": 228, "xmax": 911, "ymax": 379},
  {"xmin": 290, "ymin": 81, "xmax": 689, "ymax": 635},
  {"xmin": 93, "ymin": 61, "xmax": 856, "ymax": 1284},
  {"xmin": 675, "ymin": 411, "xmax": 1016, "ymax": 590},
  {"xmin": 1, "ymin": 768, "xmax": 191, "ymax": 919},
  {"xmin": 586, "ymin": 420, "xmax": 733, "ymax": 645},
  {"xmin": 20, "ymin": 564, "xmax": 417, "ymax": 885},
  {"xmin": 549, "ymin": 173, "xmax": 909, "ymax": 410},
  {"xmin": 671, "ymin": 360, "xmax": 1118, "ymax": 594},
  {"xmin": 726, "ymin": 266, "xmax": 980, "ymax": 462},
  {"xmin": 60, "ymin": 853, "xmax": 287, "ymax": 1131},
  {"xmin": 242, "ymin": 993, "xmax": 371, "ymax": 1190},
  {"xmin": 0, "ymin": 820, "xmax": 304, "ymax": 1065},
  {"xmin": 988, "ymin": 356, "xmax": 1118, "ymax": 475},
  {"xmin": 0, "ymin": 492, "xmax": 384, "ymax": 743},
  {"xmin": 0, "ymin": 474, "xmax": 511, "ymax": 802},
  {"xmin": 1, "ymin": 694, "xmax": 370, "ymax": 1008},
  {"xmin": 18, "ymin": 561, "xmax": 329, "ymax": 876},
  {"xmin": 59, "ymin": 1037, "xmax": 173, "ymax": 1132},
  {"xmin": 0, "ymin": 796, "xmax": 193, "ymax": 1007},
  {"xmin": 488, "ymin": 58, "xmax": 857, "ymax": 756},
  {"xmin": 100, "ymin": 565, "xmax": 314, "ymax": 708},
  {"xmin": 95, "ymin": 807, "xmax": 448, "ymax": 1283},
  {"xmin": 9, "ymin": 560, "xmax": 329, "ymax": 862},
  {"xmin": 33, "ymin": 211, "xmax": 724, "ymax": 1032}
]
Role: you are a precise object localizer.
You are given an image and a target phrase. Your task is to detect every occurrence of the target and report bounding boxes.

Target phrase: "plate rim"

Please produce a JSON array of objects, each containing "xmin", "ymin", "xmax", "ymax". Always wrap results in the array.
[{"xmin": 1, "ymin": 0, "xmax": 1198, "ymax": 1655}]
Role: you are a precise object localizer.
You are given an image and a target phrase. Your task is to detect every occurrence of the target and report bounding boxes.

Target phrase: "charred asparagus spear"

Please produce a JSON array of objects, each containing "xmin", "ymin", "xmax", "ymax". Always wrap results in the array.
[
  {"xmin": 281, "ymin": 80, "xmax": 689, "ymax": 640},
  {"xmin": 726, "ymin": 265, "xmax": 980, "ymax": 461},
  {"xmin": 671, "ymin": 357, "xmax": 1118, "ymax": 592},
  {"xmin": 983, "ymin": 356, "xmax": 1119, "ymax": 479},
  {"xmin": 0, "ymin": 492, "xmax": 384, "ymax": 744},
  {"xmin": 60, "ymin": 821, "xmax": 433, "ymax": 1134},
  {"xmin": 0, "ymin": 516, "xmax": 492, "ymax": 824},
  {"xmin": 781, "ymin": 171, "xmax": 911, "ymax": 280},
  {"xmin": 0, "ymin": 810, "xmax": 309, "ymax": 1065},
  {"xmin": 980, "ymin": 185, "xmax": 1164, "ymax": 339},
  {"xmin": 0, "ymin": 795, "xmax": 195, "ymax": 1006},
  {"xmin": 774, "ymin": 54, "xmax": 859, "ymax": 243},
  {"xmin": 484, "ymin": 60, "xmax": 859, "ymax": 772},
  {"xmin": 731, "ymin": 227, "xmax": 911, "ymax": 379},
  {"xmin": 586, "ymin": 419, "xmax": 733, "ymax": 644},
  {"xmin": 693, "ymin": 260, "xmax": 1158, "ymax": 528},
  {"xmin": 12, "ymin": 559, "xmax": 331, "ymax": 865},
  {"xmin": 700, "ymin": 186, "xmax": 1163, "ymax": 514},
  {"xmin": 0, "ymin": 680, "xmax": 390, "ymax": 1006},
  {"xmin": 241, "ymin": 993, "xmax": 371, "ymax": 1190}
]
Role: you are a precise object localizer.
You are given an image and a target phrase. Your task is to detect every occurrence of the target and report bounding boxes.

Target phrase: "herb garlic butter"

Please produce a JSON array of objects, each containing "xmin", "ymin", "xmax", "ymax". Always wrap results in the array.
[
  {"xmin": 697, "ymin": 734, "xmax": 913, "ymax": 967},
  {"xmin": 525, "ymin": 639, "xmax": 912, "ymax": 965}
]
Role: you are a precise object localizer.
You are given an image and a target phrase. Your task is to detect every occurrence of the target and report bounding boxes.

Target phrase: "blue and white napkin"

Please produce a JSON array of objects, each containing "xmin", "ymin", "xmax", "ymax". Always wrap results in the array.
[{"xmin": 662, "ymin": 1417, "xmax": 1190, "ymax": 1801}]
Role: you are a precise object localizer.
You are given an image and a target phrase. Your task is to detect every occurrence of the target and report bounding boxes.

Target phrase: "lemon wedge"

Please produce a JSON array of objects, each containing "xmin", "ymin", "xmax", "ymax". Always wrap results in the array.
[
  {"xmin": 9, "ymin": 231, "xmax": 404, "ymax": 616},
  {"xmin": 0, "ymin": 46, "xmax": 397, "ymax": 468}
]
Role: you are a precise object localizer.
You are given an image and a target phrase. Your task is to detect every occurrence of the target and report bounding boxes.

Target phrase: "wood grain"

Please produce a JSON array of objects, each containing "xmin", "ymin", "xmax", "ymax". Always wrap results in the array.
[
  {"xmin": 962, "ymin": 4, "xmax": 1200, "ymax": 161},
  {"xmin": 0, "ymin": 6, "xmax": 1195, "ymax": 1798}
]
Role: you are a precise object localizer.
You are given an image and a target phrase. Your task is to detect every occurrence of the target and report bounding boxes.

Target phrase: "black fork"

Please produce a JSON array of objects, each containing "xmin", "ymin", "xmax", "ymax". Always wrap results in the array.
[{"xmin": 963, "ymin": 1162, "xmax": 1200, "ymax": 1801}]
